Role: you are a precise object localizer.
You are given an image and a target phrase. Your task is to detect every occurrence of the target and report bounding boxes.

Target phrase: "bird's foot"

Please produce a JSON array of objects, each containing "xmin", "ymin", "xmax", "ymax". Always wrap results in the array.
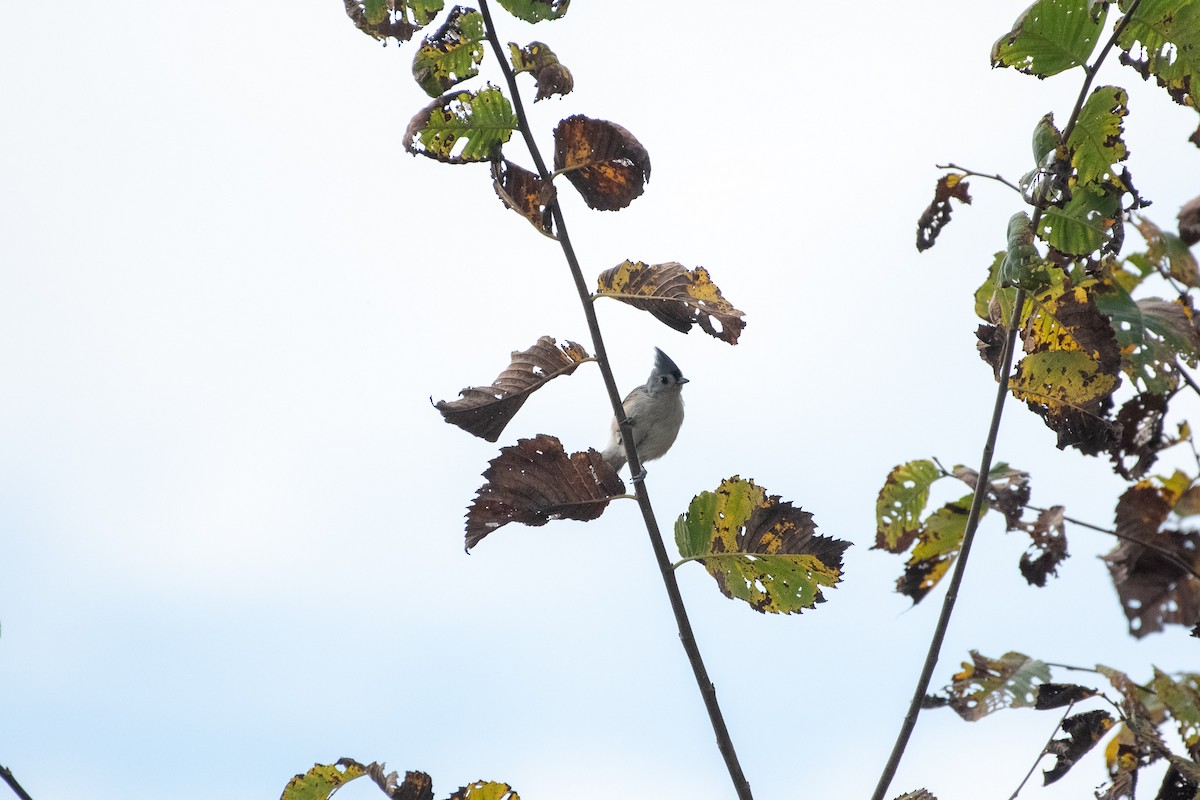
[{"xmin": 630, "ymin": 468, "xmax": 647, "ymax": 484}]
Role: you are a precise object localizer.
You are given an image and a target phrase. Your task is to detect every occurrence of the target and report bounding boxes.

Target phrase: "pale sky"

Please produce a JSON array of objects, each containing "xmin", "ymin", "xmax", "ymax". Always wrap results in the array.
[{"xmin": 2, "ymin": 3, "xmax": 1197, "ymax": 800}]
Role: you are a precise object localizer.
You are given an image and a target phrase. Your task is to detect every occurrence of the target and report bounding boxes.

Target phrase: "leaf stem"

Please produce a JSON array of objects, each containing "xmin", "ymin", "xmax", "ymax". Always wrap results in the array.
[
  {"xmin": 936, "ymin": 162, "xmax": 1022, "ymax": 194},
  {"xmin": 476, "ymin": 4, "xmax": 753, "ymax": 798},
  {"xmin": 0, "ymin": 766, "xmax": 33, "ymax": 800},
  {"xmin": 1007, "ymin": 704, "xmax": 1073, "ymax": 800}
]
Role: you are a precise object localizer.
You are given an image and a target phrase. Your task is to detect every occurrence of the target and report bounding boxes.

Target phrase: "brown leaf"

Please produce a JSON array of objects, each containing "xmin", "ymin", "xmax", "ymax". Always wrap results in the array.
[
  {"xmin": 1043, "ymin": 710, "xmax": 1115, "ymax": 785},
  {"xmin": 1035, "ymin": 682, "xmax": 1097, "ymax": 710},
  {"xmin": 976, "ymin": 323, "xmax": 1007, "ymax": 377},
  {"xmin": 1019, "ymin": 505, "xmax": 1068, "ymax": 587},
  {"xmin": 509, "ymin": 41, "xmax": 573, "ymax": 101},
  {"xmin": 1026, "ymin": 394, "xmax": 1119, "ymax": 456},
  {"xmin": 1112, "ymin": 392, "xmax": 1168, "ymax": 480},
  {"xmin": 492, "ymin": 160, "xmax": 555, "ymax": 236},
  {"xmin": 595, "ymin": 261, "xmax": 746, "ymax": 344},
  {"xmin": 1104, "ymin": 483, "xmax": 1200, "ymax": 637},
  {"xmin": 362, "ymin": 762, "xmax": 434, "ymax": 800},
  {"xmin": 553, "ymin": 115, "xmax": 650, "ymax": 211},
  {"xmin": 435, "ymin": 337, "xmax": 590, "ymax": 442},
  {"xmin": 916, "ymin": 174, "xmax": 972, "ymax": 252},
  {"xmin": 1181, "ymin": 196, "xmax": 1200, "ymax": 247},
  {"xmin": 465, "ymin": 435, "xmax": 624, "ymax": 549}
]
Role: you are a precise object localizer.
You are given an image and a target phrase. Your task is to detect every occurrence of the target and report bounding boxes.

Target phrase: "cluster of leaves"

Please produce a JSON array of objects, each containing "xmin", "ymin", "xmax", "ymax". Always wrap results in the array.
[
  {"xmin": 919, "ymin": 651, "xmax": 1200, "ymax": 799},
  {"xmin": 280, "ymin": 758, "xmax": 517, "ymax": 800}
]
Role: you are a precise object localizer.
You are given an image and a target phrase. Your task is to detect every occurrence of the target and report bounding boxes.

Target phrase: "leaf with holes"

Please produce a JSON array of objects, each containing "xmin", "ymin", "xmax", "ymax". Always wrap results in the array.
[
  {"xmin": 1134, "ymin": 215, "xmax": 1200, "ymax": 287},
  {"xmin": 1037, "ymin": 186, "xmax": 1123, "ymax": 255},
  {"xmin": 492, "ymin": 160, "xmax": 554, "ymax": 235},
  {"xmin": 553, "ymin": 115, "xmax": 650, "ymax": 211},
  {"xmin": 898, "ymin": 494, "xmax": 982, "ymax": 603},
  {"xmin": 496, "ymin": 0, "xmax": 568, "ymax": 23},
  {"xmin": 412, "ymin": 7, "xmax": 486, "ymax": 97},
  {"xmin": 1044, "ymin": 710, "xmax": 1116, "ymax": 784},
  {"xmin": 1068, "ymin": 86, "xmax": 1129, "ymax": 188},
  {"xmin": 947, "ymin": 651, "xmax": 1051, "ymax": 721},
  {"xmin": 875, "ymin": 459, "xmax": 943, "ymax": 552},
  {"xmin": 465, "ymin": 435, "xmax": 624, "ymax": 549},
  {"xmin": 991, "ymin": 0, "xmax": 1106, "ymax": 77},
  {"xmin": 406, "ymin": 85, "xmax": 517, "ymax": 163},
  {"xmin": 1116, "ymin": 0, "xmax": 1200, "ymax": 113},
  {"xmin": 675, "ymin": 477, "xmax": 850, "ymax": 614},
  {"xmin": 434, "ymin": 337, "xmax": 590, "ymax": 441},
  {"xmin": 281, "ymin": 760, "xmax": 370, "ymax": 800},
  {"xmin": 1018, "ymin": 505, "xmax": 1069, "ymax": 586},
  {"xmin": 1104, "ymin": 481, "xmax": 1200, "ymax": 637},
  {"xmin": 916, "ymin": 174, "xmax": 971, "ymax": 252},
  {"xmin": 594, "ymin": 261, "xmax": 746, "ymax": 344},
  {"xmin": 449, "ymin": 781, "xmax": 520, "ymax": 800},
  {"xmin": 1094, "ymin": 277, "xmax": 1200, "ymax": 393},
  {"xmin": 344, "ymin": 0, "xmax": 442, "ymax": 43}
]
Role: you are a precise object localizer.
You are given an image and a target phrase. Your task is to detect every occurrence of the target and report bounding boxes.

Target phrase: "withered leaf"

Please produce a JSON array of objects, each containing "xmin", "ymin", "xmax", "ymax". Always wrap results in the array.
[
  {"xmin": 1018, "ymin": 505, "xmax": 1068, "ymax": 587},
  {"xmin": 1158, "ymin": 765, "xmax": 1200, "ymax": 800},
  {"xmin": 492, "ymin": 160, "xmax": 555, "ymax": 235},
  {"xmin": 1035, "ymin": 682, "xmax": 1097, "ymax": 710},
  {"xmin": 954, "ymin": 463, "xmax": 1030, "ymax": 531},
  {"xmin": 1104, "ymin": 483, "xmax": 1200, "ymax": 637},
  {"xmin": 343, "ymin": 0, "xmax": 423, "ymax": 43},
  {"xmin": 595, "ymin": 261, "xmax": 746, "ymax": 344},
  {"xmin": 435, "ymin": 337, "xmax": 590, "ymax": 442},
  {"xmin": 1181, "ymin": 196, "xmax": 1200, "ymax": 246},
  {"xmin": 947, "ymin": 651, "xmax": 1050, "ymax": 721},
  {"xmin": 1043, "ymin": 710, "xmax": 1115, "ymax": 784},
  {"xmin": 465, "ymin": 435, "xmax": 624, "ymax": 549},
  {"xmin": 361, "ymin": 761, "xmax": 435, "ymax": 800},
  {"xmin": 508, "ymin": 41, "xmax": 573, "ymax": 101},
  {"xmin": 411, "ymin": 6, "xmax": 486, "ymax": 97},
  {"xmin": 448, "ymin": 781, "xmax": 520, "ymax": 800},
  {"xmin": 675, "ymin": 476, "xmax": 850, "ymax": 614},
  {"xmin": 1111, "ymin": 392, "xmax": 1168, "ymax": 480},
  {"xmin": 893, "ymin": 792, "xmax": 938, "ymax": 800},
  {"xmin": 916, "ymin": 174, "xmax": 972, "ymax": 252},
  {"xmin": 896, "ymin": 494, "xmax": 976, "ymax": 604},
  {"xmin": 553, "ymin": 115, "xmax": 650, "ymax": 211},
  {"xmin": 1135, "ymin": 215, "xmax": 1200, "ymax": 288}
]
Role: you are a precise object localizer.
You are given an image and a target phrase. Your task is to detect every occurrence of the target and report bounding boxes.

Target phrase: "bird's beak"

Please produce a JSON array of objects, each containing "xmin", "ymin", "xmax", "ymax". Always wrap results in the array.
[{"xmin": 678, "ymin": 377, "xmax": 690, "ymax": 384}]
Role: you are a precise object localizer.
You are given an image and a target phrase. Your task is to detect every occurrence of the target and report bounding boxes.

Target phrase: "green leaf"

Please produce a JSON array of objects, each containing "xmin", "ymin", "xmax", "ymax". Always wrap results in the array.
[
  {"xmin": 1095, "ymin": 283, "xmax": 1200, "ymax": 392},
  {"xmin": 449, "ymin": 781, "xmax": 521, "ymax": 800},
  {"xmin": 898, "ymin": 493, "xmax": 981, "ymax": 602},
  {"xmin": 405, "ymin": 85, "xmax": 517, "ymax": 163},
  {"xmin": 1117, "ymin": 0, "xmax": 1200, "ymax": 109},
  {"xmin": 495, "ymin": 0, "xmax": 568, "ymax": 23},
  {"xmin": 992, "ymin": 0, "xmax": 1107, "ymax": 77},
  {"xmin": 1067, "ymin": 86, "xmax": 1129, "ymax": 187},
  {"xmin": 281, "ymin": 761, "xmax": 367, "ymax": 800},
  {"xmin": 412, "ymin": 8, "xmax": 487, "ymax": 97},
  {"xmin": 947, "ymin": 651, "xmax": 1052, "ymax": 720},
  {"xmin": 406, "ymin": 0, "xmax": 446, "ymax": 26},
  {"xmin": 1033, "ymin": 112, "xmax": 1064, "ymax": 165},
  {"xmin": 675, "ymin": 477, "xmax": 850, "ymax": 615},
  {"xmin": 974, "ymin": 251, "xmax": 1015, "ymax": 322},
  {"xmin": 365, "ymin": 0, "xmax": 389, "ymax": 25},
  {"xmin": 875, "ymin": 459, "xmax": 942, "ymax": 552},
  {"xmin": 1002, "ymin": 212, "xmax": 1049, "ymax": 287},
  {"xmin": 1037, "ymin": 187, "xmax": 1122, "ymax": 255},
  {"xmin": 1009, "ymin": 349, "xmax": 1120, "ymax": 407}
]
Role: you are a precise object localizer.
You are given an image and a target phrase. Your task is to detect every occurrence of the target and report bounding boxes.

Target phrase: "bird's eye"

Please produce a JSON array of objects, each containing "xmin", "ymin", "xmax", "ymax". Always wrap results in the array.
[{"xmin": 660, "ymin": 376, "xmax": 669, "ymax": 384}]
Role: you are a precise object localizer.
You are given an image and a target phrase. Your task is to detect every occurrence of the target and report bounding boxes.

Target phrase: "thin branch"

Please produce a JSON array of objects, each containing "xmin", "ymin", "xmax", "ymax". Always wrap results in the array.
[
  {"xmin": 936, "ymin": 162, "xmax": 1023, "ymax": 194},
  {"xmin": 1008, "ymin": 703, "xmax": 1073, "ymax": 800},
  {"xmin": 870, "ymin": 286, "xmax": 1029, "ymax": 800},
  {"xmin": 476, "ymin": 4, "xmax": 752, "ymax": 798},
  {"xmin": 1026, "ymin": 504, "xmax": 1200, "ymax": 583},
  {"xmin": 0, "ymin": 766, "xmax": 33, "ymax": 800}
]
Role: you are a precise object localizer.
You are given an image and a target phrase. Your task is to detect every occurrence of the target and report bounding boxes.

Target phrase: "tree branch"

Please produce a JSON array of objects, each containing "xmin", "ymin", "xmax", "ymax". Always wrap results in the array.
[
  {"xmin": 0, "ymin": 766, "xmax": 33, "ymax": 800},
  {"xmin": 476, "ymin": 4, "xmax": 752, "ymax": 798}
]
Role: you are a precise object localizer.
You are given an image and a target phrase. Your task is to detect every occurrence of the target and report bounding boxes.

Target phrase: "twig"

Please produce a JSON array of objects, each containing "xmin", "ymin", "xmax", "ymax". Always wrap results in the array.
[
  {"xmin": 936, "ymin": 162, "xmax": 1022, "ymax": 194},
  {"xmin": 1008, "ymin": 703, "xmax": 1073, "ymax": 800},
  {"xmin": 476, "ymin": 3, "xmax": 752, "ymax": 798},
  {"xmin": 0, "ymin": 766, "xmax": 33, "ymax": 800}
]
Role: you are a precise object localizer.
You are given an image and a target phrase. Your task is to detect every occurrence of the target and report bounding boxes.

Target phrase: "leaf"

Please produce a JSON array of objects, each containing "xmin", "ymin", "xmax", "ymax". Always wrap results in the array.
[
  {"xmin": 594, "ymin": 261, "xmax": 746, "ymax": 344},
  {"xmin": 1067, "ymin": 86, "xmax": 1129, "ymax": 188},
  {"xmin": 1180, "ymin": 195, "xmax": 1200, "ymax": 246},
  {"xmin": 1037, "ymin": 185, "xmax": 1123, "ymax": 255},
  {"xmin": 344, "ymin": 0, "xmax": 434, "ymax": 43},
  {"xmin": 412, "ymin": 7, "xmax": 487, "ymax": 97},
  {"xmin": 405, "ymin": 85, "xmax": 517, "ymax": 163},
  {"xmin": 991, "ymin": 0, "xmax": 1106, "ymax": 77},
  {"xmin": 674, "ymin": 476, "xmax": 851, "ymax": 615},
  {"xmin": 1111, "ymin": 392, "xmax": 1168, "ymax": 479},
  {"xmin": 1001, "ymin": 212, "xmax": 1049, "ymax": 289},
  {"xmin": 553, "ymin": 115, "xmax": 651, "ymax": 211},
  {"xmin": 465, "ymin": 435, "xmax": 624, "ymax": 549},
  {"xmin": 894, "ymin": 792, "xmax": 938, "ymax": 800},
  {"xmin": 1036, "ymin": 682, "xmax": 1098, "ymax": 709},
  {"xmin": 1019, "ymin": 505, "xmax": 1069, "ymax": 586},
  {"xmin": 1033, "ymin": 112, "xmax": 1065, "ymax": 165},
  {"xmin": 1116, "ymin": 0, "xmax": 1200, "ymax": 110},
  {"xmin": 1094, "ymin": 277, "xmax": 1199, "ymax": 393},
  {"xmin": 448, "ymin": 782, "xmax": 520, "ymax": 800},
  {"xmin": 434, "ymin": 336, "xmax": 590, "ymax": 441},
  {"xmin": 875, "ymin": 459, "xmax": 942, "ymax": 553},
  {"xmin": 897, "ymin": 493, "xmax": 980, "ymax": 603},
  {"xmin": 1010, "ymin": 349, "xmax": 1119, "ymax": 412},
  {"xmin": 947, "ymin": 651, "xmax": 1051, "ymax": 720},
  {"xmin": 491, "ymin": 160, "xmax": 555, "ymax": 235},
  {"xmin": 974, "ymin": 251, "xmax": 1017, "ymax": 323},
  {"xmin": 1104, "ymin": 482, "xmax": 1200, "ymax": 636},
  {"xmin": 280, "ymin": 760, "xmax": 369, "ymax": 800},
  {"xmin": 495, "ymin": 0, "xmax": 568, "ymax": 23},
  {"xmin": 1152, "ymin": 670, "xmax": 1200, "ymax": 756},
  {"xmin": 508, "ymin": 41, "xmax": 573, "ymax": 101},
  {"xmin": 915, "ymin": 174, "xmax": 972, "ymax": 252},
  {"xmin": 1044, "ymin": 710, "xmax": 1116, "ymax": 784},
  {"xmin": 1135, "ymin": 215, "xmax": 1200, "ymax": 287}
]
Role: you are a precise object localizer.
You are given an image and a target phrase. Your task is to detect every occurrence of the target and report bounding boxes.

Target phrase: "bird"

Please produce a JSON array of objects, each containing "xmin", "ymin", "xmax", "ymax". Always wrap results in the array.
[{"xmin": 602, "ymin": 348, "xmax": 688, "ymax": 482}]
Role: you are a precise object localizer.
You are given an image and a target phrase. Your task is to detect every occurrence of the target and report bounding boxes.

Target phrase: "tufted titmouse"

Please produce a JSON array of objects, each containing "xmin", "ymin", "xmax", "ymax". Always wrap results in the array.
[{"xmin": 602, "ymin": 348, "xmax": 688, "ymax": 481}]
